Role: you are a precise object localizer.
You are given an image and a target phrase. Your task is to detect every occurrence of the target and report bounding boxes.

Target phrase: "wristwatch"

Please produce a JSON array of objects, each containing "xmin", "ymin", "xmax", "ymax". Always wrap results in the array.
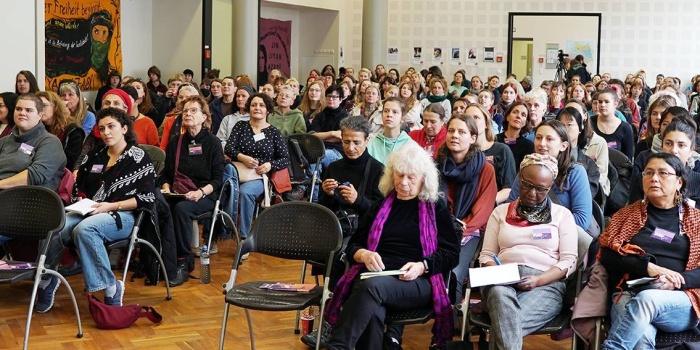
[
  {"xmin": 422, "ymin": 259, "xmax": 429, "ymax": 275},
  {"xmin": 199, "ymin": 188, "xmax": 206, "ymax": 198}
]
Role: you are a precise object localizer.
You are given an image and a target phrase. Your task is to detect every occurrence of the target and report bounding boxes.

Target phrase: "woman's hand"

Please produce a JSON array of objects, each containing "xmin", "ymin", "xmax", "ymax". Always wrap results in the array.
[
  {"xmin": 338, "ymin": 183, "xmax": 358, "ymax": 204},
  {"xmin": 517, "ymin": 275, "xmax": 541, "ymax": 291},
  {"xmin": 184, "ymin": 190, "xmax": 204, "ymax": 202},
  {"xmin": 161, "ymin": 184, "xmax": 171, "ymax": 193},
  {"xmin": 358, "ymin": 249, "xmax": 385, "ymax": 272},
  {"xmin": 398, "ymin": 262, "xmax": 426, "ymax": 281},
  {"xmin": 256, "ymin": 162, "xmax": 272, "ymax": 175},
  {"xmin": 91, "ymin": 202, "xmax": 118, "ymax": 215},
  {"xmin": 240, "ymin": 155, "xmax": 259, "ymax": 168},
  {"xmin": 322, "ymin": 179, "xmax": 339, "ymax": 195},
  {"xmin": 648, "ymin": 262, "xmax": 685, "ymax": 289}
]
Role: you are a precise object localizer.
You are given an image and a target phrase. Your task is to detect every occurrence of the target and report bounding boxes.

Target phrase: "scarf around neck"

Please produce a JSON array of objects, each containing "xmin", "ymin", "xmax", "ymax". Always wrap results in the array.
[
  {"xmin": 427, "ymin": 94, "xmax": 447, "ymax": 103},
  {"xmin": 506, "ymin": 197, "xmax": 552, "ymax": 227},
  {"xmin": 324, "ymin": 192, "xmax": 453, "ymax": 346},
  {"xmin": 441, "ymin": 152, "xmax": 485, "ymax": 219}
]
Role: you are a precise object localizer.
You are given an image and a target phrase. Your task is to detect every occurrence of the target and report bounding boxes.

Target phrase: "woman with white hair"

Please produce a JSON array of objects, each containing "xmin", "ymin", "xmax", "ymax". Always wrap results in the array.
[{"xmin": 302, "ymin": 142, "xmax": 459, "ymax": 350}]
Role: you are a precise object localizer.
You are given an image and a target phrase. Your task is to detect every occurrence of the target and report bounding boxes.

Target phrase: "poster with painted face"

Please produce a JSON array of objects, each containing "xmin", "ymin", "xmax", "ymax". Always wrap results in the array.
[
  {"xmin": 258, "ymin": 18, "xmax": 291, "ymax": 87},
  {"xmin": 44, "ymin": 0, "xmax": 122, "ymax": 92}
]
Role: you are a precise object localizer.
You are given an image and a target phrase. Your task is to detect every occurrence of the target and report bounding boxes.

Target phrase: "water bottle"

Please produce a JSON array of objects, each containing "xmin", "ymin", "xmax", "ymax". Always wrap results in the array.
[{"xmin": 200, "ymin": 244, "xmax": 211, "ymax": 284}]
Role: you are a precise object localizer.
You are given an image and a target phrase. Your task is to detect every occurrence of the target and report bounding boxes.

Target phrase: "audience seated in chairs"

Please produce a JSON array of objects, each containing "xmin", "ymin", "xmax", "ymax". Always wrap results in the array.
[
  {"xmin": 224, "ymin": 93, "xmax": 290, "ymax": 239},
  {"xmin": 301, "ymin": 142, "xmax": 459, "ymax": 350},
  {"xmin": 318, "ymin": 116, "xmax": 385, "ymax": 288},
  {"xmin": 598, "ymin": 153, "xmax": 700, "ymax": 349},
  {"xmin": 160, "ymin": 95, "xmax": 224, "ymax": 286},
  {"xmin": 36, "ymin": 91, "xmax": 85, "ymax": 171},
  {"xmin": 478, "ymin": 154, "xmax": 578, "ymax": 349},
  {"xmin": 39, "ymin": 107, "xmax": 156, "ymax": 313}
]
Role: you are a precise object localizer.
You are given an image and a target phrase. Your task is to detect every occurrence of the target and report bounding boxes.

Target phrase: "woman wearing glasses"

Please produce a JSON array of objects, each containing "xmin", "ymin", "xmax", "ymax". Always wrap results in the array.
[
  {"xmin": 59, "ymin": 80, "xmax": 96, "ymax": 135},
  {"xmin": 477, "ymin": 154, "xmax": 578, "ymax": 349},
  {"xmin": 599, "ymin": 153, "xmax": 700, "ymax": 349},
  {"xmin": 507, "ymin": 120, "xmax": 593, "ymax": 232},
  {"xmin": 161, "ymin": 95, "xmax": 224, "ymax": 284}
]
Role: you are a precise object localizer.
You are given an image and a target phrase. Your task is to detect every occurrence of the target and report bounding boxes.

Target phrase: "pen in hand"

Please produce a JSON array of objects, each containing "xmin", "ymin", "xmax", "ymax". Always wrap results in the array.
[{"xmin": 493, "ymin": 254, "xmax": 502, "ymax": 265}]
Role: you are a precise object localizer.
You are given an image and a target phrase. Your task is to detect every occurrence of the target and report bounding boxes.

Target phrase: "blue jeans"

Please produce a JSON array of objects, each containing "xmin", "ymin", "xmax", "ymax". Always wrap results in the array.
[
  {"xmin": 60, "ymin": 211, "xmax": 135, "ymax": 292},
  {"xmin": 603, "ymin": 290, "xmax": 700, "ymax": 350},
  {"xmin": 238, "ymin": 180, "xmax": 263, "ymax": 238}
]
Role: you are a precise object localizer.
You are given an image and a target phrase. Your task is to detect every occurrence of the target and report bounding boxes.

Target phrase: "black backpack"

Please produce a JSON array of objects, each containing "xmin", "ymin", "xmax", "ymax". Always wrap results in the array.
[{"xmin": 605, "ymin": 148, "xmax": 633, "ymax": 217}]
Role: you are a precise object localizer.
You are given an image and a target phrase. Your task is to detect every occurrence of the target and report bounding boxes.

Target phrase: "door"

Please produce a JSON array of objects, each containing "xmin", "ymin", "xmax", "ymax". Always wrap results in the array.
[{"xmin": 511, "ymin": 38, "xmax": 533, "ymax": 79}]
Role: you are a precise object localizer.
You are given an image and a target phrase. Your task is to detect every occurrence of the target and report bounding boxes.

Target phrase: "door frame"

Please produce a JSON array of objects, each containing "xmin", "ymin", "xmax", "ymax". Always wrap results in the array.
[{"xmin": 506, "ymin": 12, "xmax": 602, "ymax": 76}]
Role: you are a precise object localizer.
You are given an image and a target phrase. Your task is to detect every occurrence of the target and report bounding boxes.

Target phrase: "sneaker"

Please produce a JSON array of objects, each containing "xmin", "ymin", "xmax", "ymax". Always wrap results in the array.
[
  {"xmin": 300, "ymin": 320, "xmax": 332, "ymax": 348},
  {"xmin": 35, "ymin": 276, "xmax": 61, "ymax": 313},
  {"xmin": 104, "ymin": 280, "xmax": 125, "ymax": 307}
]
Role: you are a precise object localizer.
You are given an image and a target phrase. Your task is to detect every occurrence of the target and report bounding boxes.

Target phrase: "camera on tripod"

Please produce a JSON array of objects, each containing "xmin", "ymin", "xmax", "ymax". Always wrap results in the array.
[{"xmin": 557, "ymin": 50, "xmax": 569, "ymax": 64}]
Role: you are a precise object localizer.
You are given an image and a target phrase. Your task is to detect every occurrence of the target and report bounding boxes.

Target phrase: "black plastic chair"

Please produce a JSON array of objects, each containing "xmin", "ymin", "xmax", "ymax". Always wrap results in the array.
[
  {"xmin": 106, "ymin": 209, "xmax": 172, "ymax": 300},
  {"xmin": 466, "ymin": 227, "xmax": 592, "ymax": 349},
  {"xmin": 218, "ymin": 201, "xmax": 342, "ymax": 350},
  {"xmin": 138, "ymin": 145, "xmax": 166, "ymax": 176},
  {"xmin": 287, "ymin": 133, "xmax": 325, "ymax": 202},
  {"xmin": 0, "ymin": 186, "xmax": 83, "ymax": 349}
]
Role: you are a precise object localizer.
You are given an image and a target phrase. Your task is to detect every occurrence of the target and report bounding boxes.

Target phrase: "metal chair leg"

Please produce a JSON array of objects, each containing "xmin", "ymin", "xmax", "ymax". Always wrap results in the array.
[
  {"xmin": 219, "ymin": 303, "xmax": 231, "ymax": 350},
  {"xmin": 295, "ymin": 260, "xmax": 309, "ymax": 334},
  {"xmin": 245, "ymin": 308, "xmax": 256, "ymax": 350},
  {"xmin": 136, "ymin": 239, "xmax": 172, "ymax": 300},
  {"xmin": 45, "ymin": 270, "xmax": 83, "ymax": 338}
]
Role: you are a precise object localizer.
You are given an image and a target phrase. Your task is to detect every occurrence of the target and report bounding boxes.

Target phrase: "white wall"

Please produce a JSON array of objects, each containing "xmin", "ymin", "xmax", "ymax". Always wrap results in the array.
[
  {"xmin": 152, "ymin": 0, "xmax": 202, "ymax": 82},
  {"xmin": 211, "ymin": 0, "xmax": 233, "ymax": 76},
  {"xmin": 0, "ymin": 1, "xmax": 41, "ymax": 92},
  {"xmin": 121, "ymin": 0, "xmax": 153, "ymax": 79},
  {"xmin": 385, "ymin": 0, "xmax": 700, "ymax": 88}
]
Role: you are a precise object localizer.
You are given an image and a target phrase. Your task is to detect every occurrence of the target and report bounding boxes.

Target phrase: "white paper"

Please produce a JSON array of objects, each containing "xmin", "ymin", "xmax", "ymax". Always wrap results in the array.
[
  {"xmin": 65, "ymin": 198, "xmax": 98, "ymax": 216},
  {"xmin": 360, "ymin": 269, "xmax": 406, "ymax": 280},
  {"xmin": 469, "ymin": 263, "xmax": 522, "ymax": 287}
]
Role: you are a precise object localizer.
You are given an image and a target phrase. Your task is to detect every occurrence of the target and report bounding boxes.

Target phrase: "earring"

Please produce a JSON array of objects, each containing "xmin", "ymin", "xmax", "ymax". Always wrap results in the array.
[
  {"xmin": 676, "ymin": 189, "xmax": 683, "ymax": 207},
  {"xmin": 641, "ymin": 194, "xmax": 647, "ymax": 204}
]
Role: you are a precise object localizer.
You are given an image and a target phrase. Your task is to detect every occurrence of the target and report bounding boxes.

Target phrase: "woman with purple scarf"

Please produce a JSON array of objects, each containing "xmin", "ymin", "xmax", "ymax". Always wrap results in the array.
[{"xmin": 301, "ymin": 142, "xmax": 459, "ymax": 350}]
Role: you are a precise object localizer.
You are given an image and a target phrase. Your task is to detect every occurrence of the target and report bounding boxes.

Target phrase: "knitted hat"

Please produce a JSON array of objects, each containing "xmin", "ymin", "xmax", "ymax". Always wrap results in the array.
[
  {"xmin": 102, "ymin": 88, "xmax": 133, "ymax": 114},
  {"xmin": 239, "ymin": 85, "xmax": 256, "ymax": 97}
]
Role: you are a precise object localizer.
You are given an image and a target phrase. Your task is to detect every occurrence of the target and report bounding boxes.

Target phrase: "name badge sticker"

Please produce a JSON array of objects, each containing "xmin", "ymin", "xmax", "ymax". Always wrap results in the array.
[
  {"xmin": 504, "ymin": 137, "xmax": 517, "ymax": 145},
  {"xmin": 607, "ymin": 141, "xmax": 618, "ymax": 149},
  {"xmin": 19, "ymin": 143, "xmax": 34, "ymax": 155},
  {"xmin": 253, "ymin": 133, "xmax": 266, "ymax": 142},
  {"xmin": 188, "ymin": 144, "xmax": 203, "ymax": 155},
  {"xmin": 532, "ymin": 228, "xmax": 552, "ymax": 240},
  {"xmin": 486, "ymin": 155, "xmax": 494, "ymax": 164},
  {"xmin": 90, "ymin": 164, "xmax": 104, "ymax": 173},
  {"xmin": 651, "ymin": 228, "xmax": 675, "ymax": 243}
]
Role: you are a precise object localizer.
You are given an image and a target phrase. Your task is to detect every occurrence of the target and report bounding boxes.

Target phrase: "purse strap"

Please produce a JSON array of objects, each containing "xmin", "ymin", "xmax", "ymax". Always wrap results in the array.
[
  {"xmin": 140, "ymin": 306, "xmax": 163, "ymax": 324},
  {"xmin": 174, "ymin": 133, "xmax": 185, "ymax": 173},
  {"xmin": 357, "ymin": 160, "xmax": 372, "ymax": 195}
]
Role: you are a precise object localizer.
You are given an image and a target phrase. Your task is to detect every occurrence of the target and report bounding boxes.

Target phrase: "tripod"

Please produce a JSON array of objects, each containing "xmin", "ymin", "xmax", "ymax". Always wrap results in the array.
[{"xmin": 554, "ymin": 59, "xmax": 566, "ymax": 83}]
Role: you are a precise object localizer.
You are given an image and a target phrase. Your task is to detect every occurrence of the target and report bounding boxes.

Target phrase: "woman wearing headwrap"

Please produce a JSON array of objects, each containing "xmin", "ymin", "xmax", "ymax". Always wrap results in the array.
[{"xmin": 477, "ymin": 153, "xmax": 578, "ymax": 349}]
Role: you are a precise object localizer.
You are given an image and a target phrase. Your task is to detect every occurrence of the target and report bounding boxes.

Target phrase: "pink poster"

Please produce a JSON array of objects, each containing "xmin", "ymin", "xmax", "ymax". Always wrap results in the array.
[{"xmin": 258, "ymin": 18, "xmax": 291, "ymax": 86}]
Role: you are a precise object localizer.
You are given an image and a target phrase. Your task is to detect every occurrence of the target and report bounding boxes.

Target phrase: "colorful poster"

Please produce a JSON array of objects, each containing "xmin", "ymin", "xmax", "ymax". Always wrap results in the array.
[
  {"xmin": 44, "ymin": 0, "xmax": 122, "ymax": 91},
  {"xmin": 258, "ymin": 18, "xmax": 291, "ymax": 86}
]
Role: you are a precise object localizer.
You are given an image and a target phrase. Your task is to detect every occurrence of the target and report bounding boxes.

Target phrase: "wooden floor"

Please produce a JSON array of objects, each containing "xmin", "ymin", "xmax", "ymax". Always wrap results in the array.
[{"xmin": 0, "ymin": 239, "xmax": 572, "ymax": 349}]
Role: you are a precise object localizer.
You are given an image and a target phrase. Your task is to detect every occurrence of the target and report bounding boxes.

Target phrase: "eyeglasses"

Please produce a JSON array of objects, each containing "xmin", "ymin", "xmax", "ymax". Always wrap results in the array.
[
  {"xmin": 0, "ymin": 104, "xmax": 5, "ymax": 108},
  {"xmin": 520, "ymin": 177, "xmax": 550, "ymax": 194},
  {"xmin": 183, "ymin": 108, "xmax": 201, "ymax": 114},
  {"xmin": 642, "ymin": 170, "xmax": 678, "ymax": 178},
  {"xmin": 326, "ymin": 95, "xmax": 340, "ymax": 100}
]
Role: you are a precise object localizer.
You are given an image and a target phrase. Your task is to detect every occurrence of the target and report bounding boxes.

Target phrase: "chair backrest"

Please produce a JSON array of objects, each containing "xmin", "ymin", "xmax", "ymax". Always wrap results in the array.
[
  {"xmin": 238, "ymin": 201, "xmax": 342, "ymax": 267},
  {"xmin": 0, "ymin": 186, "xmax": 65, "ymax": 245},
  {"xmin": 139, "ymin": 145, "xmax": 166, "ymax": 176},
  {"xmin": 287, "ymin": 133, "xmax": 326, "ymax": 163},
  {"xmin": 606, "ymin": 148, "xmax": 633, "ymax": 215},
  {"xmin": 57, "ymin": 167, "xmax": 75, "ymax": 206}
]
